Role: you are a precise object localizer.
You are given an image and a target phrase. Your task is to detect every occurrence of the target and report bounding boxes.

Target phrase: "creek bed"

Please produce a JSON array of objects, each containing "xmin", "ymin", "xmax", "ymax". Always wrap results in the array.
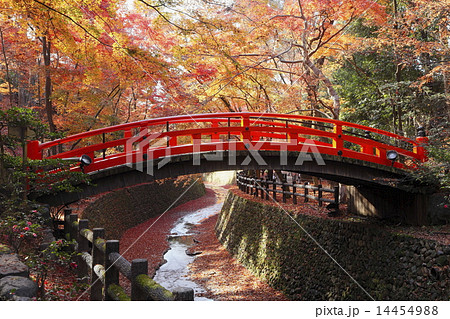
[{"xmin": 153, "ymin": 202, "xmax": 223, "ymax": 301}]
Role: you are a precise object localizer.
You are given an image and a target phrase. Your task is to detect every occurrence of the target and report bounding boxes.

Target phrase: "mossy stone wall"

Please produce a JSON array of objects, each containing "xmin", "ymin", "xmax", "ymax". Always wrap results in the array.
[
  {"xmin": 216, "ymin": 191, "xmax": 450, "ymax": 300},
  {"xmin": 82, "ymin": 177, "xmax": 205, "ymax": 239}
]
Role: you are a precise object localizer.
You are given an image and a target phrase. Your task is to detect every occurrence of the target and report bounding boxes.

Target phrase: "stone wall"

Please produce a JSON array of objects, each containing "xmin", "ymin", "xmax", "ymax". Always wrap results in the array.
[
  {"xmin": 82, "ymin": 176, "xmax": 206, "ymax": 239},
  {"xmin": 216, "ymin": 191, "xmax": 450, "ymax": 300},
  {"xmin": 0, "ymin": 244, "xmax": 37, "ymax": 300}
]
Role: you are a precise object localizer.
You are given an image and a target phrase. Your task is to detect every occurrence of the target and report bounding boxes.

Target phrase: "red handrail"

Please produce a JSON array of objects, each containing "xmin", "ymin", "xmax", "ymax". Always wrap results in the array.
[{"xmin": 27, "ymin": 112, "xmax": 428, "ymax": 174}]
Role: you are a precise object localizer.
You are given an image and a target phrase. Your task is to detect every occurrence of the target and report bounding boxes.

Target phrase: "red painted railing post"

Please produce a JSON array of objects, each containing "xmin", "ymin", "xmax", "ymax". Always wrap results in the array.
[
  {"xmin": 26, "ymin": 140, "xmax": 42, "ymax": 160},
  {"xmin": 168, "ymin": 135, "xmax": 178, "ymax": 147},
  {"xmin": 240, "ymin": 115, "xmax": 251, "ymax": 141},
  {"xmin": 332, "ymin": 123, "xmax": 344, "ymax": 156},
  {"xmin": 211, "ymin": 120, "xmax": 220, "ymax": 142},
  {"xmin": 414, "ymin": 127, "xmax": 429, "ymax": 162},
  {"xmin": 191, "ymin": 133, "xmax": 201, "ymax": 150},
  {"xmin": 124, "ymin": 128, "xmax": 133, "ymax": 155},
  {"xmin": 361, "ymin": 131, "xmax": 374, "ymax": 155},
  {"xmin": 375, "ymin": 147, "xmax": 387, "ymax": 164},
  {"xmin": 288, "ymin": 132, "xmax": 299, "ymax": 149},
  {"xmin": 138, "ymin": 127, "xmax": 150, "ymax": 155}
]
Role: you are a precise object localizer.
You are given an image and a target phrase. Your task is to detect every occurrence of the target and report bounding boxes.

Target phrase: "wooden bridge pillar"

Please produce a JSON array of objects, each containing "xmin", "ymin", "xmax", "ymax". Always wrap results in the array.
[{"xmin": 346, "ymin": 185, "xmax": 429, "ymax": 225}]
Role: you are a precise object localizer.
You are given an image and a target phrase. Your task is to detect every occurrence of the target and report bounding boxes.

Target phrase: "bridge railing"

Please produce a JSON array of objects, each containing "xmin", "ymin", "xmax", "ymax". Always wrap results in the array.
[
  {"xmin": 236, "ymin": 173, "xmax": 339, "ymax": 208},
  {"xmin": 63, "ymin": 209, "xmax": 194, "ymax": 301},
  {"xmin": 27, "ymin": 113, "xmax": 428, "ymax": 173}
]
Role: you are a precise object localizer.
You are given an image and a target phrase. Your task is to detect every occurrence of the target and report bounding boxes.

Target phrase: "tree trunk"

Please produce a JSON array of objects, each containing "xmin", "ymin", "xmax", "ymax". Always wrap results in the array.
[
  {"xmin": 0, "ymin": 27, "xmax": 14, "ymax": 107},
  {"xmin": 392, "ymin": 0, "xmax": 403, "ymax": 133},
  {"xmin": 43, "ymin": 36, "xmax": 56, "ymax": 133},
  {"xmin": 303, "ymin": 57, "xmax": 341, "ymax": 119}
]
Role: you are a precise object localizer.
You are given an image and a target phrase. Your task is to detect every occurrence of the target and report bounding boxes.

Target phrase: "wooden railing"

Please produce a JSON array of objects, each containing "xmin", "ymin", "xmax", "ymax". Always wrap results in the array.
[
  {"xmin": 63, "ymin": 209, "xmax": 194, "ymax": 301},
  {"xmin": 236, "ymin": 173, "xmax": 339, "ymax": 208},
  {"xmin": 27, "ymin": 112, "xmax": 428, "ymax": 172}
]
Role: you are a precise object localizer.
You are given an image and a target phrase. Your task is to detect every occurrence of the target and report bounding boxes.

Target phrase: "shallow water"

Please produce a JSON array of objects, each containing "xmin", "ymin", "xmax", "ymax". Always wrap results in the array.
[{"xmin": 153, "ymin": 201, "xmax": 223, "ymax": 301}]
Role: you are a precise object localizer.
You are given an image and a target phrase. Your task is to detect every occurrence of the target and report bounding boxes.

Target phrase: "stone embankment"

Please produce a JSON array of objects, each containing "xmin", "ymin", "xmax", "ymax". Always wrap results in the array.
[
  {"xmin": 216, "ymin": 191, "xmax": 450, "ymax": 300},
  {"xmin": 0, "ymin": 244, "xmax": 37, "ymax": 300},
  {"xmin": 80, "ymin": 176, "xmax": 206, "ymax": 239},
  {"xmin": 1, "ymin": 206, "xmax": 58, "ymax": 301}
]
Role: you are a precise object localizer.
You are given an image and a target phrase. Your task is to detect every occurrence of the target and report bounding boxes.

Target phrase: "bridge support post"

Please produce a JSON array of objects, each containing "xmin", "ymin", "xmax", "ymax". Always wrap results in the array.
[{"xmin": 346, "ymin": 186, "xmax": 429, "ymax": 225}]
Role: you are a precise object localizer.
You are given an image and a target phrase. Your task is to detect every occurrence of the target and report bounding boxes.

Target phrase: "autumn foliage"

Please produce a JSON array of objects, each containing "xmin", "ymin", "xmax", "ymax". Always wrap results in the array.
[{"xmin": 0, "ymin": 0, "xmax": 447, "ymax": 155}]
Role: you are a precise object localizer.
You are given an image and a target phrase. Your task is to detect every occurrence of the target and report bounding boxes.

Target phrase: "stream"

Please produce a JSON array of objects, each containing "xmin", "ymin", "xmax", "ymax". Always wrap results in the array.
[{"xmin": 153, "ymin": 187, "xmax": 225, "ymax": 301}]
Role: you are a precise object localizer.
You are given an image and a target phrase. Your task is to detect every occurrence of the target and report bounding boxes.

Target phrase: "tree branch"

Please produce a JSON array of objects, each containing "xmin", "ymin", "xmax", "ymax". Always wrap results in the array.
[
  {"xmin": 32, "ymin": 0, "xmax": 113, "ymax": 47},
  {"xmin": 138, "ymin": 0, "xmax": 193, "ymax": 32}
]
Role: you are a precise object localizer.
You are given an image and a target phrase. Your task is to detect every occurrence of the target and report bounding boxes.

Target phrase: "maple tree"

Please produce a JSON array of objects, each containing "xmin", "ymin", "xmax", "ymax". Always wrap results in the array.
[
  {"xmin": 0, "ymin": 0, "xmax": 447, "ymax": 135},
  {"xmin": 0, "ymin": 0, "xmax": 448, "ymax": 302},
  {"xmin": 145, "ymin": 0, "xmax": 387, "ymax": 119},
  {"xmin": 0, "ymin": 0, "xmax": 189, "ymax": 137}
]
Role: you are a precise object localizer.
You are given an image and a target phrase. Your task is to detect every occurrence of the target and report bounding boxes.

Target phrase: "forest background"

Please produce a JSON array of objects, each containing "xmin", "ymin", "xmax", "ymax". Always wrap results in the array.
[
  {"xmin": 0, "ymin": 0, "xmax": 448, "ymax": 189},
  {"xmin": 0, "ymin": 0, "xmax": 448, "ymax": 300}
]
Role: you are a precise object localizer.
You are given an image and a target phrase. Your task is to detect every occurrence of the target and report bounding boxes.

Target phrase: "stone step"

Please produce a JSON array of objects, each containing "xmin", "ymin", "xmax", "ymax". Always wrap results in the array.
[
  {"xmin": 0, "ymin": 254, "xmax": 29, "ymax": 279},
  {"xmin": 0, "ymin": 276, "xmax": 38, "ymax": 300}
]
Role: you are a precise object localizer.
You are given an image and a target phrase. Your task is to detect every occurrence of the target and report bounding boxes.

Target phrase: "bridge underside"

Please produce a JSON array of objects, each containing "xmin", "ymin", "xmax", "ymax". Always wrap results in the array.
[{"xmin": 36, "ymin": 150, "xmax": 434, "ymax": 225}]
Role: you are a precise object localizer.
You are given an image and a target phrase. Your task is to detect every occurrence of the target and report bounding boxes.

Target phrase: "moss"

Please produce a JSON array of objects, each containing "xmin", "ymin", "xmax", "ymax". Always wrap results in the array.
[
  {"xmin": 436, "ymin": 255, "xmax": 449, "ymax": 266},
  {"xmin": 107, "ymin": 284, "xmax": 131, "ymax": 301},
  {"xmin": 94, "ymin": 238, "xmax": 106, "ymax": 252},
  {"xmin": 0, "ymin": 244, "xmax": 11, "ymax": 255},
  {"xmin": 135, "ymin": 274, "xmax": 174, "ymax": 301}
]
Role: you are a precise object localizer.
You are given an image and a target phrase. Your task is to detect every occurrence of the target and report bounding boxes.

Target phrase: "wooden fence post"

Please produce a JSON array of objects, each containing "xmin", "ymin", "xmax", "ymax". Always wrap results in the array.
[
  {"xmin": 104, "ymin": 240, "xmax": 120, "ymax": 301},
  {"xmin": 292, "ymin": 185, "xmax": 297, "ymax": 205},
  {"xmin": 265, "ymin": 181, "xmax": 270, "ymax": 200},
  {"xmin": 91, "ymin": 228, "xmax": 105, "ymax": 301},
  {"xmin": 63, "ymin": 208, "xmax": 72, "ymax": 240},
  {"xmin": 69, "ymin": 214, "xmax": 78, "ymax": 241},
  {"xmin": 334, "ymin": 185, "xmax": 339, "ymax": 206},
  {"xmin": 131, "ymin": 259, "xmax": 148, "ymax": 301},
  {"xmin": 172, "ymin": 287, "xmax": 194, "ymax": 301},
  {"xmin": 252, "ymin": 178, "xmax": 256, "ymax": 197},
  {"xmin": 77, "ymin": 219, "xmax": 89, "ymax": 283},
  {"xmin": 304, "ymin": 182, "xmax": 309, "ymax": 202},
  {"xmin": 272, "ymin": 181, "xmax": 277, "ymax": 201},
  {"xmin": 318, "ymin": 184, "xmax": 323, "ymax": 207},
  {"xmin": 260, "ymin": 180, "xmax": 265, "ymax": 199}
]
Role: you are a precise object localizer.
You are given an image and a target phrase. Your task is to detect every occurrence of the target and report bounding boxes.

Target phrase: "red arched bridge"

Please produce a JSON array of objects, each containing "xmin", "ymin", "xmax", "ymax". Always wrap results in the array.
[{"xmin": 27, "ymin": 112, "xmax": 430, "ymax": 223}]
